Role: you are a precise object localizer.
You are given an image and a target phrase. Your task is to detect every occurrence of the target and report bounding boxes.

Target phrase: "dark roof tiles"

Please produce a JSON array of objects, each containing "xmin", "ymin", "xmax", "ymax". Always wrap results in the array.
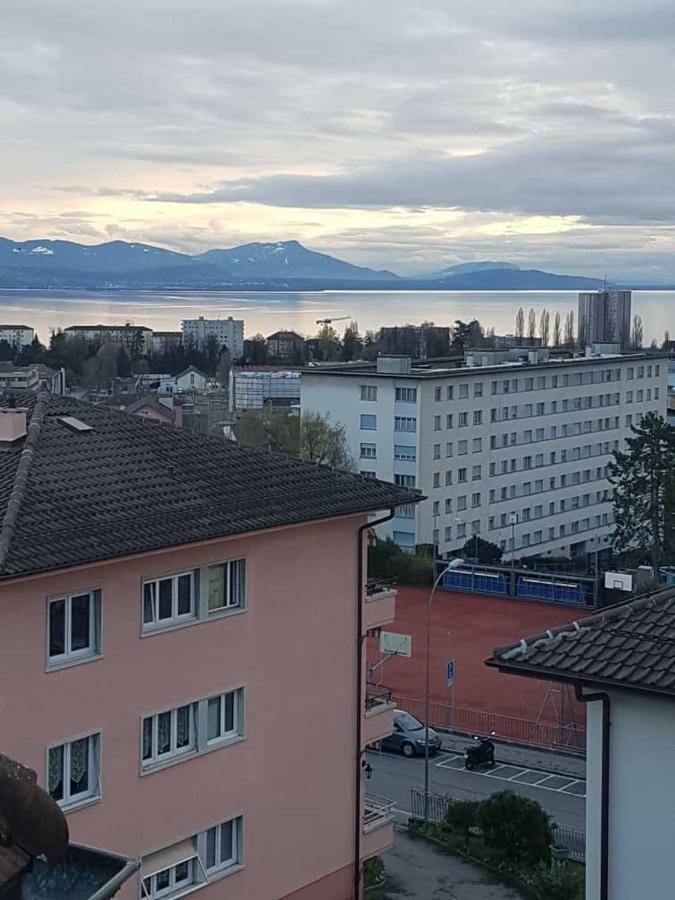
[
  {"xmin": 0, "ymin": 393, "xmax": 419, "ymax": 578},
  {"xmin": 488, "ymin": 588, "xmax": 675, "ymax": 698}
]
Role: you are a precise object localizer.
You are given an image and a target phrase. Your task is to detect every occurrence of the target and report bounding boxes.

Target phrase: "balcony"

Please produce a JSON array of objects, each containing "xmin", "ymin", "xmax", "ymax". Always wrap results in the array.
[
  {"xmin": 363, "ymin": 682, "xmax": 395, "ymax": 747},
  {"xmin": 362, "ymin": 793, "xmax": 395, "ymax": 860},
  {"xmin": 363, "ymin": 579, "xmax": 396, "ymax": 634}
]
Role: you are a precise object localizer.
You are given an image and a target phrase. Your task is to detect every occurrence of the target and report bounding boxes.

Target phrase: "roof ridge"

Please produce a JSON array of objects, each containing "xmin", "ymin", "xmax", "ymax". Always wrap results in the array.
[{"xmin": 0, "ymin": 392, "xmax": 49, "ymax": 573}]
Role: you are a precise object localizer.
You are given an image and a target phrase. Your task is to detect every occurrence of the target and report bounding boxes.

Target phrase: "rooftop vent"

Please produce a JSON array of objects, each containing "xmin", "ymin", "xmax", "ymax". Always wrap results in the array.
[
  {"xmin": 0, "ymin": 405, "xmax": 28, "ymax": 443},
  {"xmin": 57, "ymin": 416, "xmax": 93, "ymax": 433}
]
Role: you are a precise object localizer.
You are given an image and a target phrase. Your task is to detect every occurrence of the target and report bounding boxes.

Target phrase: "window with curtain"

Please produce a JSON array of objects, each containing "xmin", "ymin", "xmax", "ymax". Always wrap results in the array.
[
  {"xmin": 48, "ymin": 733, "xmax": 100, "ymax": 809},
  {"xmin": 142, "ymin": 572, "xmax": 196, "ymax": 631},
  {"xmin": 142, "ymin": 704, "xmax": 197, "ymax": 767}
]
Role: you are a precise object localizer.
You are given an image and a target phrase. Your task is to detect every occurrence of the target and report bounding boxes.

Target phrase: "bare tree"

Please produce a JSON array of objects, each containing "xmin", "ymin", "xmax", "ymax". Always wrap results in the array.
[
  {"xmin": 216, "ymin": 347, "xmax": 232, "ymax": 388},
  {"xmin": 663, "ymin": 329, "xmax": 670, "ymax": 349},
  {"xmin": 564, "ymin": 311, "xmax": 575, "ymax": 347},
  {"xmin": 527, "ymin": 308, "xmax": 537, "ymax": 341},
  {"xmin": 515, "ymin": 307, "xmax": 525, "ymax": 340},
  {"xmin": 552, "ymin": 312, "xmax": 561, "ymax": 347},
  {"xmin": 631, "ymin": 314, "xmax": 644, "ymax": 350},
  {"xmin": 539, "ymin": 309, "xmax": 550, "ymax": 346}
]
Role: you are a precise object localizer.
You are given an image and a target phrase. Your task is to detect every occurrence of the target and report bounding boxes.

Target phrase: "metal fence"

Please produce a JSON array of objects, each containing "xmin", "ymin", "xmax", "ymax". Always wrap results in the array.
[
  {"xmin": 365, "ymin": 682, "xmax": 394, "ymax": 712},
  {"xmin": 394, "ymin": 694, "xmax": 586, "ymax": 755},
  {"xmin": 409, "ymin": 788, "xmax": 585, "ymax": 862}
]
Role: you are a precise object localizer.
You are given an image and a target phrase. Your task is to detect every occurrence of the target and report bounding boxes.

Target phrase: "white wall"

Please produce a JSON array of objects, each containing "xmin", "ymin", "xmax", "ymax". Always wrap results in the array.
[{"xmin": 586, "ymin": 691, "xmax": 675, "ymax": 900}]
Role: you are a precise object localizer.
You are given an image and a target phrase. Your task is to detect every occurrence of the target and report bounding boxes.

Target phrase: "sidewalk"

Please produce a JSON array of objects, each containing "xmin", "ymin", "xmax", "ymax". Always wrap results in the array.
[
  {"xmin": 370, "ymin": 829, "xmax": 524, "ymax": 899},
  {"xmin": 437, "ymin": 732, "xmax": 587, "ymax": 780}
]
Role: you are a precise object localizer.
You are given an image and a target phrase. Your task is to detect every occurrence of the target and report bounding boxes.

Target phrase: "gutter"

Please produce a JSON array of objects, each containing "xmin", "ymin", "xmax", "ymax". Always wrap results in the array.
[
  {"xmin": 88, "ymin": 858, "xmax": 139, "ymax": 900},
  {"xmin": 355, "ymin": 508, "xmax": 395, "ymax": 900},
  {"xmin": 575, "ymin": 685, "xmax": 610, "ymax": 900}
]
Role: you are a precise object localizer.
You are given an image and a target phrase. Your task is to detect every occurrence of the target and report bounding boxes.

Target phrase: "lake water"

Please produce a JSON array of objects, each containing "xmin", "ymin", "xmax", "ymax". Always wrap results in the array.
[{"xmin": 0, "ymin": 288, "xmax": 673, "ymax": 344}]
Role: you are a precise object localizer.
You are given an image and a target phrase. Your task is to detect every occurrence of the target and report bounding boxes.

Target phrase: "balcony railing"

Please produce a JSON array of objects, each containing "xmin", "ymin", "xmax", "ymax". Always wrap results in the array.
[
  {"xmin": 365, "ymin": 682, "xmax": 394, "ymax": 712},
  {"xmin": 363, "ymin": 793, "xmax": 396, "ymax": 831},
  {"xmin": 365, "ymin": 577, "xmax": 395, "ymax": 598}
]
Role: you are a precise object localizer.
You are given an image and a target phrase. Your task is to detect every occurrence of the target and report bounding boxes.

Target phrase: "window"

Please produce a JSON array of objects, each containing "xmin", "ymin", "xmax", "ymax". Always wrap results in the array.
[
  {"xmin": 393, "ymin": 531, "xmax": 415, "ymax": 549},
  {"xmin": 394, "ymin": 474, "xmax": 416, "ymax": 488},
  {"xmin": 457, "ymin": 523, "xmax": 467, "ymax": 539},
  {"xmin": 472, "ymin": 465, "xmax": 481, "ymax": 480},
  {"xmin": 445, "ymin": 498, "xmax": 452, "ymax": 514},
  {"xmin": 142, "ymin": 704, "xmax": 197, "ymax": 768},
  {"xmin": 360, "ymin": 414, "xmax": 377, "ymax": 430},
  {"xmin": 361, "ymin": 470, "xmax": 376, "ymax": 479},
  {"xmin": 458, "ymin": 412, "xmax": 468, "ymax": 427},
  {"xmin": 471, "ymin": 493, "xmax": 481, "ymax": 507},
  {"xmin": 143, "ymin": 572, "xmax": 196, "ymax": 631},
  {"xmin": 446, "ymin": 385, "xmax": 454, "ymax": 400},
  {"xmin": 207, "ymin": 560, "xmax": 245, "ymax": 614},
  {"xmin": 459, "ymin": 384, "xmax": 469, "ymax": 399},
  {"xmin": 48, "ymin": 733, "xmax": 100, "ymax": 810},
  {"xmin": 48, "ymin": 590, "xmax": 101, "ymax": 667},
  {"xmin": 204, "ymin": 818, "xmax": 241, "ymax": 875},
  {"xmin": 638, "ymin": 366, "xmax": 644, "ymax": 378},
  {"xmin": 474, "ymin": 382, "xmax": 483, "ymax": 397},
  {"xmin": 433, "ymin": 473, "xmax": 440, "ymax": 488},
  {"xmin": 395, "ymin": 386, "xmax": 417, "ymax": 402},
  {"xmin": 472, "ymin": 438, "xmax": 482, "ymax": 453},
  {"xmin": 445, "ymin": 470, "xmax": 453, "ymax": 486},
  {"xmin": 433, "ymin": 443, "xmax": 441, "ymax": 460},
  {"xmin": 458, "ymin": 440, "xmax": 468, "ymax": 455},
  {"xmin": 446, "ymin": 414, "xmax": 454, "ymax": 429},
  {"xmin": 445, "ymin": 442, "xmax": 453, "ymax": 457},
  {"xmin": 434, "ymin": 415, "xmax": 441, "ymax": 431},
  {"xmin": 434, "ymin": 386, "xmax": 442, "ymax": 401},
  {"xmin": 394, "ymin": 445, "xmax": 416, "ymax": 461},
  {"xmin": 360, "ymin": 443, "xmax": 376, "ymax": 459},
  {"xmin": 444, "ymin": 526, "xmax": 452, "ymax": 542},
  {"xmin": 432, "ymin": 500, "xmax": 440, "ymax": 517},
  {"xmin": 655, "ymin": 387, "xmax": 660, "ymax": 400},
  {"xmin": 458, "ymin": 468, "xmax": 467, "ymax": 483},
  {"xmin": 457, "ymin": 496, "xmax": 467, "ymax": 511},
  {"xmin": 473, "ymin": 410, "xmax": 482, "ymax": 425},
  {"xmin": 360, "ymin": 385, "xmax": 377, "ymax": 401},
  {"xmin": 207, "ymin": 691, "xmax": 241, "ymax": 745},
  {"xmin": 396, "ymin": 504, "xmax": 415, "ymax": 519},
  {"xmin": 394, "ymin": 417, "xmax": 416, "ymax": 432}
]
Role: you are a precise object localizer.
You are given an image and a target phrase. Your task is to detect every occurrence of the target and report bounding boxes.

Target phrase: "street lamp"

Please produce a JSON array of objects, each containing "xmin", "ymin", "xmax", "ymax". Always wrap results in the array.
[{"xmin": 424, "ymin": 556, "xmax": 463, "ymax": 822}]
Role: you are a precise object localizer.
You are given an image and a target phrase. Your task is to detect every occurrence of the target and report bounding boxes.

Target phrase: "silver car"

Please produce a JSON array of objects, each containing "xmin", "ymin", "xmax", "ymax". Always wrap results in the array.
[{"xmin": 381, "ymin": 710, "xmax": 442, "ymax": 758}]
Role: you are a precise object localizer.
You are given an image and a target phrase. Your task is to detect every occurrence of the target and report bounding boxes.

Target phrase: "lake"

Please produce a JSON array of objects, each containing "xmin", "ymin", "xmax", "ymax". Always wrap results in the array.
[{"xmin": 0, "ymin": 288, "xmax": 673, "ymax": 344}]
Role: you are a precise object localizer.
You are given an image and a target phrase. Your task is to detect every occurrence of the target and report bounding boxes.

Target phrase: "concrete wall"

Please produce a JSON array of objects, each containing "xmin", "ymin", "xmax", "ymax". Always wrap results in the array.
[
  {"xmin": 0, "ymin": 515, "xmax": 364, "ymax": 900},
  {"xmin": 586, "ymin": 690, "xmax": 675, "ymax": 900}
]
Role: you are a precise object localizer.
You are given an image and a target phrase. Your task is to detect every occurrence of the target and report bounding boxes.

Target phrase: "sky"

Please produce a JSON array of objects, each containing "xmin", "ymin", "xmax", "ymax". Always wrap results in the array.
[{"xmin": 2, "ymin": 0, "xmax": 675, "ymax": 279}]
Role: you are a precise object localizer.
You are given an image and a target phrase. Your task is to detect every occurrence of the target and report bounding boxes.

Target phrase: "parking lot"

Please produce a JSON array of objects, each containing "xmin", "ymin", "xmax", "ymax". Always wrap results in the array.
[{"xmin": 436, "ymin": 752, "xmax": 586, "ymax": 797}]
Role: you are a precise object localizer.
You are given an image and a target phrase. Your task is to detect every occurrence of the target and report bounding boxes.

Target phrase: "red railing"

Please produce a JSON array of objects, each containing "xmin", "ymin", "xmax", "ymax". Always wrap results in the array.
[{"xmin": 394, "ymin": 694, "xmax": 586, "ymax": 755}]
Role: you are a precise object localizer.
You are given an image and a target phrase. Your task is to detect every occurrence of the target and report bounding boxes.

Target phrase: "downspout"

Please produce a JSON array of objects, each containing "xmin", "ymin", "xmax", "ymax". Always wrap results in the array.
[
  {"xmin": 575, "ymin": 685, "xmax": 610, "ymax": 900},
  {"xmin": 355, "ymin": 509, "xmax": 395, "ymax": 900}
]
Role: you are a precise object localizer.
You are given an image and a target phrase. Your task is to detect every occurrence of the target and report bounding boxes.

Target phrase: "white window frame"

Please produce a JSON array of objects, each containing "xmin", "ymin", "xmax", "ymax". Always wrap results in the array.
[
  {"xmin": 360, "ymin": 443, "xmax": 377, "ymax": 459},
  {"xmin": 394, "ymin": 416, "xmax": 416, "ymax": 433},
  {"xmin": 142, "ymin": 572, "xmax": 196, "ymax": 632},
  {"xmin": 395, "ymin": 386, "xmax": 417, "ymax": 403},
  {"xmin": 203, "ymin": 819, "xmax": 241, "ymax": 874},
  {"xmin": 206, "ymin": 690, "xmax": 243, "ymax": 745},
  {"xmin": 141, "ymin": 859, "xmax": 197, "ymax": 900},
  {"xmin": 360, "ymin": 385, "xmax": 377, "ymax": 401},
  {"xmin": 47, "ymin": 590, "xmax": 101, "ymax": 668},
  {"xmin": 47, "ymin": 732, "xmax": 101, "ymax": 811},
  {"xmin": 206, "ymin": 559, "xmax": 245, "ymax": 615},
  {"xmin": 360, "ymin": 414, "xmax": 377, "ymax": 430},
  {"xmin": 142, "ymin": 704, "xmax": 198, "ymax": 769}
]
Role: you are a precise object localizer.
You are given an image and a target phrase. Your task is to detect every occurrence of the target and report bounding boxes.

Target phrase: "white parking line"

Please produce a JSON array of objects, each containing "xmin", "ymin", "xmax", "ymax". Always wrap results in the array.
[{"xmin": 435, "ymin": 754, "xmax": 586, "ymax": 797}]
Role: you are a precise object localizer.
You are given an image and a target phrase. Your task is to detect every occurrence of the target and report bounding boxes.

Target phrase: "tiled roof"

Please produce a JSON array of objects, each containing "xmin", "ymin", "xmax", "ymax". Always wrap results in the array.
[
  {"xmin": 487, "ymin": 588, "xmax": 675, "ymax": 697},
  {"xmin": 0, "ymin": 393, "xmax": 419, "ymax": 579}
]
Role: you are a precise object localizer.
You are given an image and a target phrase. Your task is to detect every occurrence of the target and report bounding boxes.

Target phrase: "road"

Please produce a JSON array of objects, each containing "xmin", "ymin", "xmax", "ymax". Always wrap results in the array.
[{"xmin": 367, "ymin": 744, "xmax": 586, "ymax": 832}]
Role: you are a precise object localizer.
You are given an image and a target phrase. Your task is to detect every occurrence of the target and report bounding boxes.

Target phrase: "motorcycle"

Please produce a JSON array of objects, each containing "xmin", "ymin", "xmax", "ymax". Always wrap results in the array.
[{"xmin": 464, "ymin": 733, "xmax": 496, "ymax": 770}]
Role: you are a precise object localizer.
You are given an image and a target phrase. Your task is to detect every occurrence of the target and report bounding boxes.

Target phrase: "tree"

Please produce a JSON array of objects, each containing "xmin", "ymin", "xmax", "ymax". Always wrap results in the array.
[
  {"xmin": 631, "ymin": 314, "xmax": 643, "ymax": 350},
  {"xmin": 453, "ymin": 319, "xmax": 484, "ymax": 350},
  {"xmin": 663, "ymin": 329, "xmax": 670, "ymax": 349},
  {"xmin": 480, "ymin": 791, "xmax": 552, "ymax": 867},
  {"xmin": 527, "ymin": 308, "xmax": 537, "ymax": 341},
  {"xmin": 245, "ymin": 334, "xmax": 268, "ymax": 366},
  {"xmin": 552, "ymin": 311, "xmax": 562, "ymax": 347},
  {"xmin": 233, "ymin": 408, "xmax": 298, "ymax": 454},
  {"xmin": 316, "ymin": 324, "xmax": 339, "ymax": 343},
  {"xmin": 0, "ymin": 340, "xmax": 14, "ymax": 362},
  {"xmin": 539, "ymin": 309, "xmax": 550, "ymax": 347},
  {"xmin": 116, "ymin": 346, "xmax": 132, "ymax": 377},
  {"xmin": 563, "ymin": 311, "xmax": 575, "ymax": 347},
  {"xmin": 515, "ymin": 307, "xmax": 525, "ymax": 340},
  {"xmin": 609, "ymin": 412, "xmax": 675, "ymax": 571},
  {"xmin": 216, "ymin": 347, "xmax": 232, "ymax": 388},
  {"xmin": 341, "ymin": 321, "xmax": 363, "ymax": 361},
  {"xmin": 461, "ymin": 536, "xmax": 503, "ymax": 564},
  {"xmin": 300, "ymin": 411, "xmax": 355, "ymax": 470}
]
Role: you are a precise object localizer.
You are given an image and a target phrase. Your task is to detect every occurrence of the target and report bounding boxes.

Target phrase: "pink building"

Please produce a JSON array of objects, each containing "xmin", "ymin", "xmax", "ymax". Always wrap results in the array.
[{"xmin": 0, "ymin": 394, "xmax": 417, "ymax": 899}]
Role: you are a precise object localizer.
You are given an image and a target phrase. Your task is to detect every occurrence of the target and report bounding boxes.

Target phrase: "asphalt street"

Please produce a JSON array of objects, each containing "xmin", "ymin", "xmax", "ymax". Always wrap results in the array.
[{"xmin": 367, "ymin": 741, "xmax": 586, "ymax": 833}]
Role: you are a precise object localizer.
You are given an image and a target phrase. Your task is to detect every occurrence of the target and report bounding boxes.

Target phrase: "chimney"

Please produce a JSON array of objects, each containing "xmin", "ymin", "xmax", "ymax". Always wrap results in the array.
[{"xmin": 0, "ymin": 401, "xmax": 28, "ymax": 442}]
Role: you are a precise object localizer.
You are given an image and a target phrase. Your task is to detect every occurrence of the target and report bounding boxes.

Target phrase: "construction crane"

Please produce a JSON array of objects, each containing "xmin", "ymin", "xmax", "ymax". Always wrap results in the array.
[{"xmin": 315, "ymin": 315, "xmax": 351, "ymax": 325}]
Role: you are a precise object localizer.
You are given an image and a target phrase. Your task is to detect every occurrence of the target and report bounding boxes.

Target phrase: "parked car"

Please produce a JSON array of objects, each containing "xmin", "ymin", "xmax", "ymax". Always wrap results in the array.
[{"xmin": 380, "ymin": 710, "xmax": 442, "ymax": 758}]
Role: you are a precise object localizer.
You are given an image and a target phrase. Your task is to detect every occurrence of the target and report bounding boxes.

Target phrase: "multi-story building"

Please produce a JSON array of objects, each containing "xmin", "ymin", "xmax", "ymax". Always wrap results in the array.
[
  {"xmin": 0, "ymin": 392, "xmax": 414, "ymax": 900},
  {"xmin": 0, "ymin": 324, "xmax": 34, "ymax": 348},
  {"xmin": 578, "ymin": 290, "xmax": 632, "ymax": 349},
  {"xmin": 181, "ymin": 317, "xmax": 244, "ymax": 358},
  {"xmin": 301, "ymin": 348, "xmax": 668, "ymax": 560},
  {"xmin": 230, "ymin": 367, "xmax": 301, "ymax": 411},
  {"xmin": 64, "ymin": 323, "xmax": 153, "ymax": 354},
  {"xmin": 0, "ymin": 362, "xmax": 66, "ymax": 395},
  {"xmin": 266, "ymin": 330, "xmax": 304, "ymax": 363}
]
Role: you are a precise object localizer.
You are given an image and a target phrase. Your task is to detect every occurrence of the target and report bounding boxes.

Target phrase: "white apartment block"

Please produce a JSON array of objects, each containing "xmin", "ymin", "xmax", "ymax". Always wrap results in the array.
[
  {"xmin": 0, "ymin": 324, "xmax": 34, "ymax": 348},
  {"xmin": 182, "ymin": 316, "xmax": 244, "ymax": 359},
  {"xmin": 301, "ymin": 350, "xmax": 668, "ymax": 560}
]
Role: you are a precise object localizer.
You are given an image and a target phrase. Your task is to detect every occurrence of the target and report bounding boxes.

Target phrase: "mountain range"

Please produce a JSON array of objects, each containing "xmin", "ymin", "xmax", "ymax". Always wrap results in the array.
[{"xmin": 0, "ymin": 236, "xmax": 607, "ymax": 290}]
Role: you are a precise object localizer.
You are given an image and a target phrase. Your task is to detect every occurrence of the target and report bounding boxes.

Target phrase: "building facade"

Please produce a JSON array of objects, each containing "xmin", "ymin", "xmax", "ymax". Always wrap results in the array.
[
  {"xmin": 0, "ymin": 363, "xmax": 66, "ymax": 395},
  {"xmin": 230, "ymin": 368, "xmax": 301, "ymax": 411},
  {"xmin": 64, "ymin": 324, "xmax": 153, "ymax": 354},
  {"xmin": 578, "ymin": 290, "xmax": 632, "ymax": 350},
  {"xmin": 301, "ymin": 350, "xmax": 667, "ymax": 559},
  {"xmin": 181, "ymin": 317, "xmax": 244, "ymax": 359},
  {"xmin": 266, "ymin": 331, "xmax": 305, "ymax": 363},
  {"xmin": 0, "ymin": 394, "xmax": 412, "ymax": 900},
  {"xmin": 0, "ymin": 324, "xmax": 34, "ymax": 348}
]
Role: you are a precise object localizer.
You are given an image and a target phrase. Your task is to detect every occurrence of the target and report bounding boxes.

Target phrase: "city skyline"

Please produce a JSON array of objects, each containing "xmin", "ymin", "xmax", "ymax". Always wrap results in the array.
[{"xmin": 2, "ymin": 1, "xmax": 675, "ymax": 281}]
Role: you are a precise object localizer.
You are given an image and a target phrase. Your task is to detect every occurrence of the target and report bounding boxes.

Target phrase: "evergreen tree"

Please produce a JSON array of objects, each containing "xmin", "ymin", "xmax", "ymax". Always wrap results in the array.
[
  {"xmin": 609, "ymin": 412, "xmax": 675, "ymax": 570},
  {"xmin": 341, "ymin": 321, "xmax": 363, "ymax": 361},
  {"xmin": 552, "ymin": 311, "xmax": 562, "ymax": 347},
  {"xmin": 527, "ymin": 308, "xmax": 537, "ymax": 340},
  {"xmin": 515, "ymin": 307, "xmax": 525, "ymax": 340}
]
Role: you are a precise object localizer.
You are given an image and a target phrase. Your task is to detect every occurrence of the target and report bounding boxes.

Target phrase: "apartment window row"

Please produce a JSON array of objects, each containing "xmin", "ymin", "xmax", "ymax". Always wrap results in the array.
[
  {"xmin": 435, "ymin": 383, "xmax": 484, "ymax": 400},
  {"xmin": 140, "ymin": 817, "xmax": 243, "ymax": 899},
  {"xmin": 489, "ymin": 366, "xmax": 633, "ymax": 396},
  {"xmin": 487, "ymin": 490, "xmax": 610, "ymax": 529},
  {"xmin": 395, "ymin": 386, "xmax": 417, "ymax": 402},
  {"xmin": 488, "ymin": 470, "xmax": 611, "ymax": 504},
  {"xmin": 489, "ymin": 436, "xmax": 620, "ymax": 461},
  {"xmin": 48, "ymin": 689, "xmax": 245, "ymax": 815},
  {"xmin": 47, "ymin": 561, "xmax": 246, "ymax": 671},
  {"xmin": 497, "ymin": 513, "xmax": 612, "ymax": 553}
]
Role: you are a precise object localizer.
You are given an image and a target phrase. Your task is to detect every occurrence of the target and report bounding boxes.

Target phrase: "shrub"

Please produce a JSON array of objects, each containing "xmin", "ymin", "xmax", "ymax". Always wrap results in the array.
[
  {"xmin": 367, "ymin": 538, "xmax": 434, "ymax": 586},
  {"xmin": 444, "ymin": 799, "xmax": 481, "ymax": 843},
  {"xmin": 523, "ymin": 862, "xmax": 582, "ymax": 900},
  {"xmin": 363, "ymin": 856, "xmax": 385, "ymax": 888},
  {"xmin": 479, "ymin": 791, "xmax": 552, "ymax": 867}
]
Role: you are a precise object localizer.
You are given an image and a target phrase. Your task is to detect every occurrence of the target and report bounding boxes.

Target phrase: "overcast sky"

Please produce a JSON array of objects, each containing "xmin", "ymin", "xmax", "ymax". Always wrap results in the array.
[{"xmin": 2, "ymin": 0, "xmax": 675, "ymax": 278}]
